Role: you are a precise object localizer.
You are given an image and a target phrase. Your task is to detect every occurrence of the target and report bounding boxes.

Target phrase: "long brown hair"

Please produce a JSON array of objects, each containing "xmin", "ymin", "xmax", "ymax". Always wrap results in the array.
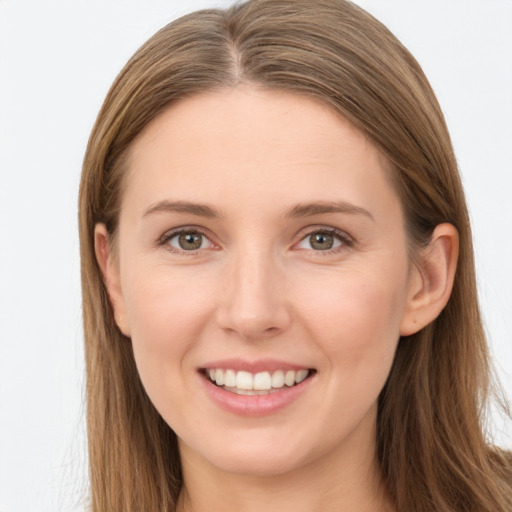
[{"xmin": 78, "ymin": 1, "xmax": 512, "ymax": 510}]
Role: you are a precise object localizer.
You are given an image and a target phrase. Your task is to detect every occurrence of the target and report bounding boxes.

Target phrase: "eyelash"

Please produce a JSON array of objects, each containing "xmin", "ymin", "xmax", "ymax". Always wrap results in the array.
[
  {"xmin": 157, "ymin": 227, "xmax": 216, "ymax": 255},
  {"xmin": 296, "ymin": 226, "xmax": 354, "ymax": 255},
  {"xmin": 158, "ymin": 226, "xmax": 354, "ymax": 255}
]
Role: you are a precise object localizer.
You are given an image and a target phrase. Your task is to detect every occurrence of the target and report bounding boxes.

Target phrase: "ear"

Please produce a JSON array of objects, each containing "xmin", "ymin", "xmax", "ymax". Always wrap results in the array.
[
  {"xmin": 94, "ymin": 223, "xmax": 131, "ymax": 337},
  {"xmin": 400, "ymin": 223, "xmax": 459, "ymax": 336}
]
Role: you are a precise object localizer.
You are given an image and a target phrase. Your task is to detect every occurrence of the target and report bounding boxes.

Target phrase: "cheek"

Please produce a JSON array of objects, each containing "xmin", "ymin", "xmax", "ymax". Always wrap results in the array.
[
  {"xmin": 125, "ymin": 264, "xmax": 214, "ymax": 336},
  {"xmin": 296, "ymin": 264, "xmax": 408, "ymax": 383},
  {"xmin": 121, "ymin": 268, "xmax": 214, "ymax": 398},
  {"xmin": 294, "ymin": 273, "xmax": 406, "ymax": 444}
]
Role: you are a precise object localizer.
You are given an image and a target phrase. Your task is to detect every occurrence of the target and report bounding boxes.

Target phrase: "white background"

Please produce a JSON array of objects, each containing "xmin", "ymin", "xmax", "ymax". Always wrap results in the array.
[{"xmin": 0, "ymin": 1, "xmax": 511, "ymax": 511}]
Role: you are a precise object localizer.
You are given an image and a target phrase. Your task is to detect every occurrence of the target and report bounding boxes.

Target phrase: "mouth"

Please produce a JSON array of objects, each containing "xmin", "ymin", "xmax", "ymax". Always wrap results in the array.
[{"xmin": 201, "ymin": 367, "xmax": 316, "ymax": 395}]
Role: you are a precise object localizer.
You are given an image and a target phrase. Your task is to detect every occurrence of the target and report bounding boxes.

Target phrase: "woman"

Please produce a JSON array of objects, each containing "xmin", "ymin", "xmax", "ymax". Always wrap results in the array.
[{"xmin": 79, "ymin": 0, "xmax": 512, "ymax": 510}]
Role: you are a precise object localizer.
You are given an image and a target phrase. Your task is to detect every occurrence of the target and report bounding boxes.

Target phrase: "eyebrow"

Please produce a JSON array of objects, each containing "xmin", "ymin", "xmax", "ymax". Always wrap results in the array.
[
  {"xmin": 143, "ymin": 200, "xmax": 222, "ymax": 219},
  {"xmin": 142, "ymin": 199, "xmax": 374, "ymax": 222},
  {"xmin": 284, "ymin": 201, "xmax": 375, "ymax": 221}
]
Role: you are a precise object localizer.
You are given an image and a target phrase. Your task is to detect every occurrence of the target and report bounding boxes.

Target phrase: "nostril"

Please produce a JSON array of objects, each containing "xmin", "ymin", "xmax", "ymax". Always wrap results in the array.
[
  {"xmin": 217, "ymin": 313, "xmax": 289, "ymax": 341},
  {"xmin": 215, "ymin": 268, "xmax": 291, "ymax": 338}
]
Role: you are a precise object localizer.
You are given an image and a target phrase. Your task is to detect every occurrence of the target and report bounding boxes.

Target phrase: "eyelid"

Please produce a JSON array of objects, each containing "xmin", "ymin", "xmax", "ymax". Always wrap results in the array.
[
  {"xmin": 157, "ymin": 226, "xmax": 217, "ymax": 254},
  {"xmin": 156, "ymin": 224, "xmax": 355, "ymax": 255},
  {"xmin": 293, "ymin": 225, "xmax": 355, "ymax": 252}
]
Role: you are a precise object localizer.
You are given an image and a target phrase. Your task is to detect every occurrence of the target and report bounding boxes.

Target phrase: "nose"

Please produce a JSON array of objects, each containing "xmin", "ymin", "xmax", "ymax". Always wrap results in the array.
[{"xmin": 215, "ymin": 247, "xmax": 291, "ymax": 341}]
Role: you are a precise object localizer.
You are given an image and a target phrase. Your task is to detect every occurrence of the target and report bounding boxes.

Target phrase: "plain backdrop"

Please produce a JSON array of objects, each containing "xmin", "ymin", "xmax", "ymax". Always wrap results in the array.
[{"xmin": 0, "ymin": 1, "xmax": 511, "ymax": 511}]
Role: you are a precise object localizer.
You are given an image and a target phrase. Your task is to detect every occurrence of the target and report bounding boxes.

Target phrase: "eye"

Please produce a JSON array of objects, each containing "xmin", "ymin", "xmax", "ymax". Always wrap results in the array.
[
  {"xmin": 296, "ymin": 228, "xmax": 351, "ymax": 251},
  {"xmin": 165, "ymin": 230, "xmax": 212, "ymax": 252}
]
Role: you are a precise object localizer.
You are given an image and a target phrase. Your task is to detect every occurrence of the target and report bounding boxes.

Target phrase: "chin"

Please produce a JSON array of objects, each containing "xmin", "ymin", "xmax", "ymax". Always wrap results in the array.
[
  {"xmin": 178, "ymin": 423, "xmax": 341, "ymax": 479},
  {"xmin": 202, "ymin": 446, "xmax": 312, "ymax": 477}
]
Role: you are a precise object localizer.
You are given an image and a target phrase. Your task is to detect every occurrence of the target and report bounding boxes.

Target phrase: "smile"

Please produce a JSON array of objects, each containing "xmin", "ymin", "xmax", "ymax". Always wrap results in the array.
[{"xmin": 204, "ymin": 368, "xmax": 314, "ymax": 395}]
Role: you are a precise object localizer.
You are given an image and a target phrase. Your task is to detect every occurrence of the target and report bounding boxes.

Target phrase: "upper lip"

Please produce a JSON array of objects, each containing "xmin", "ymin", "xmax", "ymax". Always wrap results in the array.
[{"xmin": 200, "ymin": 358, "xmax": 313, "ymax": 373}]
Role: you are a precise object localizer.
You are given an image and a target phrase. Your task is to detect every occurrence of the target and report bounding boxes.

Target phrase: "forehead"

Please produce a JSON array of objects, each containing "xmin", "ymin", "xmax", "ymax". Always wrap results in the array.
[
  {"xmin": 122, "ymin": 86, "xmax": 401, "ymax": 222},
  {"xmin": 129, "ymin": 86, "xmax": 378, "ymax": 167}
]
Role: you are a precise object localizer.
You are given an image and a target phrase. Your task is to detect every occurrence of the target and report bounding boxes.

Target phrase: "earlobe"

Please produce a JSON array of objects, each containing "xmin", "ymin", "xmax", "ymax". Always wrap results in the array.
[
  {"xmin": 94, "ymin": 224, "xmax": 131, "ymax": 337},
  {"xmin": 400, "ymin": 223, "xmax": 459, "ymax": 336}
]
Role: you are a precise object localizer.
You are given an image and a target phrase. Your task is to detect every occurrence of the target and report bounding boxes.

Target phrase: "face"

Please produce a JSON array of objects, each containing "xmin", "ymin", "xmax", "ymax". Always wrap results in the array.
[{"xmin": 102, "ymin": 87, "xmax": 420, "ymax": 477}]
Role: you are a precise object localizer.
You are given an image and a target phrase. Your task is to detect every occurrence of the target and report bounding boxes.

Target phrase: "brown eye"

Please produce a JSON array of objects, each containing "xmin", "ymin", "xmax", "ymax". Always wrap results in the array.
[{"xmin": 168, "ymin": 231, "xmax": 206, "ymax": 251}]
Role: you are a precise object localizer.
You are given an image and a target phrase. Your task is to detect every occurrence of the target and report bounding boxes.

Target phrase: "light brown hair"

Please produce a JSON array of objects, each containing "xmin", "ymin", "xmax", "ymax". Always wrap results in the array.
[{"xmin": 78, "ymin": 1, "xmax": 512, "ymax": 510}]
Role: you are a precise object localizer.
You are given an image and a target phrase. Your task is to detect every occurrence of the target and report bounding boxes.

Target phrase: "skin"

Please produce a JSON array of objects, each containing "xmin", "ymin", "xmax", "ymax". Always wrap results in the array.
[{"xmin": 96, "ymin": 86, "xmax": 458, "ymax": 512}]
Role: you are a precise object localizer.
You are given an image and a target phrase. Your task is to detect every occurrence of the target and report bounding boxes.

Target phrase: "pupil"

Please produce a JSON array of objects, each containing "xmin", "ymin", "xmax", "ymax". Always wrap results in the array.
[
  {"xmin": 310, "ymin": 233, "xmax": 333, "ymax": 250},
  {"xmin": 179, "ymin": 232, "xmax": 202, "ymax": 250}
]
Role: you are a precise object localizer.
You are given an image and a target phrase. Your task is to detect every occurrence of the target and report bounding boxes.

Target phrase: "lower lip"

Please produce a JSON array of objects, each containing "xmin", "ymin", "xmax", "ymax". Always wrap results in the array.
[{"xmin": 201, "ymin": 373, "xmax": 314, "ymax": 416}]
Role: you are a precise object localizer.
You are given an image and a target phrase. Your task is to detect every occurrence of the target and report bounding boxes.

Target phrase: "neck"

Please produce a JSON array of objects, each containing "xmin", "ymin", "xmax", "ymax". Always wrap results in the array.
[{"xmin": 176, "ymin": 420, "xmax": 395, "ymax": 512}]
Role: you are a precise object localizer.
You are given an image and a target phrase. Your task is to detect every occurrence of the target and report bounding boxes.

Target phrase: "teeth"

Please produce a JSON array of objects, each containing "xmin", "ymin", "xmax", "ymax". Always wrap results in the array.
[
  {"xmin": 231, "ymin": 388, "xmax": 273, "ymax": 396},
  {"xmin": 295, "ymin": 369, "xmax": 309, "ymax": 384},
  {"xmin": 271, "ymin": 370, "xmax": 285, "ymax": 388},
  {"xmin": 205, "ymin": 368, "xmax": 311, "ymax": 392},
  {"xmin": 253, "ymin": 371, "xmax": 272, "ymax": 391},
  {"xmin": 236, "ymin": 371, "xmax": 253, "ymax": 390},
  {"xmin": 224, "ymin": 369, "xmax": 236, "ymax": 387},
  {"xmin": 215, "ymin": 368, "xmax": 224, "ymax": 386},
  {"xmin": 284, "ymin": 370, "xmax": 295, "ymax": 387}
]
